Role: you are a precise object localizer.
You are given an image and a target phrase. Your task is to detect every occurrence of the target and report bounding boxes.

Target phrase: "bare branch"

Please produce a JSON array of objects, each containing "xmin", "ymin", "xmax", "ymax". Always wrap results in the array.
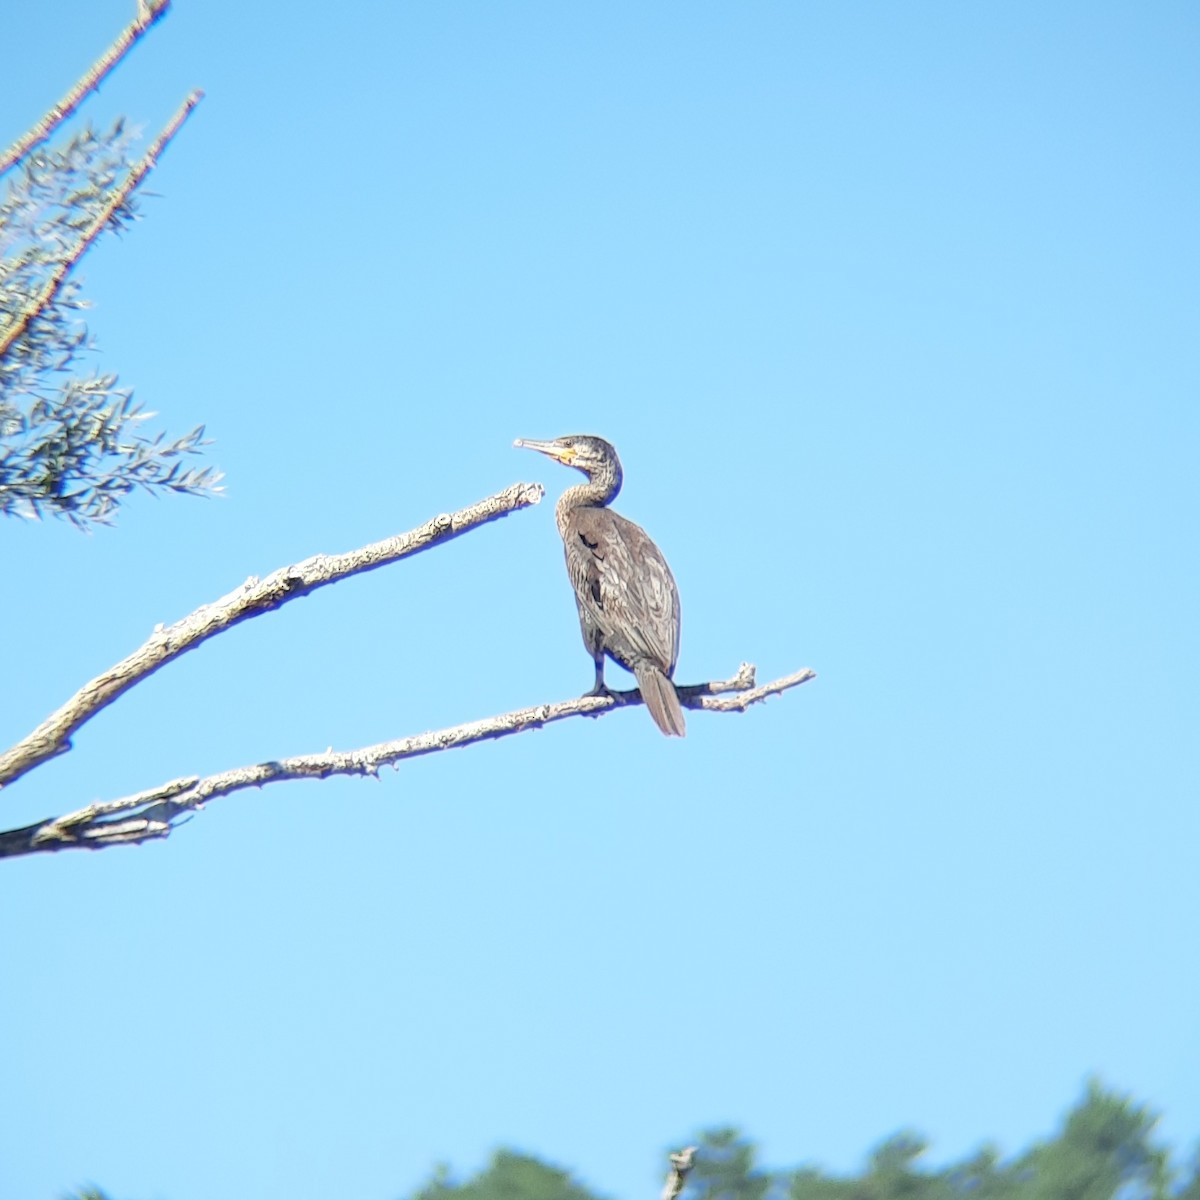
[
  {"xmin": 661, "ymin": 1147, "xmax": 697, "ymax": 1200},
  {"xmin": 0, "ymin": 482, "xmax": 545, "ymax": 791},
  {"xmin": 0, "ymin": 663, "xmax": 815, "ymax": 858},
  {"xmin": 0, "ymin": 0, "xmax": 173, "ymax": 179},
  {"xmin": 695, "ymin": 666, "xmax": 817, "ymax": 711},
  {"xmin": 0, "ymin": 90, "xmax": 204, "ymax": 364}
]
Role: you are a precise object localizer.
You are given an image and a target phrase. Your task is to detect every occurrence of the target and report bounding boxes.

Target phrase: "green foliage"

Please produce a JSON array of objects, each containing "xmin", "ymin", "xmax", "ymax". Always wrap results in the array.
[
  {"xmin": 56, "ymin": 1080, "xmax": 1200, "ymax": 1200},
  {"xmin": 398, "ymin": 1085, "xmax": 1194, "ymax": 1200},
  {"xmin": 411, "ymin": 1149, "xmax": 606, "ymax": 1200},
  {"xmin": 1173, "ymin": 1153, "xmax": 1200, "ymax": 1200},
  {"xmin": 783, "ymin": 1082, "xmax": 1182, "ymax": 1200},
  {"xmin": 0, "ymin": 122, "xmax": 221, "ymax": 527},
  {"xmin": 786, "ymin": 1082, "xmax": 1178, "ymax": 1200},
  {"xmin": 939, "ymin": 1144, "xmax": 1025, "ymax": 1200},
  {"xmin": 686, "ymin": 1128, "xmax": 781, "ymax": 1200},
  {"xmin": 1017, "ymin": 1079, "xmax": 1170, "ymax": 1200}
]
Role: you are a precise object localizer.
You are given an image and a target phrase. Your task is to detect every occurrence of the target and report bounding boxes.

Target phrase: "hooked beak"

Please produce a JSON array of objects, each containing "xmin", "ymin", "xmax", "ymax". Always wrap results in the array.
[{"xmin": 514, "ymin": 437, "xmax": 576, "ymax": 464}]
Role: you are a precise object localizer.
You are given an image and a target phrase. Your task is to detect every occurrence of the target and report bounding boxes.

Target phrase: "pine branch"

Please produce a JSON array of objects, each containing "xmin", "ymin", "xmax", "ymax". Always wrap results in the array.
[
  {"xmin": 0, "ymin": 664, "xmax": 815, "ymax": 858},
  {"xmin": 0, "ymin": 89, "xmax": 203, "ymax": 364},
  {"xmin": 0, "ymin": 481, "xmax": 546, "ymax": 790},
  {"xmin": 0, "ymin": 0, "xmax": 173, "ymax": 179}
]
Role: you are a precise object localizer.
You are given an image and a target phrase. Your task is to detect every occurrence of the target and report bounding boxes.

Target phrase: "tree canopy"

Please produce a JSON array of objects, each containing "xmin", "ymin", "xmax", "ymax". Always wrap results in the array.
[
  {"xmin": 77, "ymin": 1081, "xmax": 1188, "ymax": 1200},
  {"xmin": 403, "ymin": 1084, "xmax": 1194, "ymax": 1200}
]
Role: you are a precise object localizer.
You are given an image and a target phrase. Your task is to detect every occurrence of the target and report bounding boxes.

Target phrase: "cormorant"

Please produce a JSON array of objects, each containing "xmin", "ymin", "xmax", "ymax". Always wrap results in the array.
[{"xmin": 515, "ymin": 434, "xmax": 685, "ymax": 737}]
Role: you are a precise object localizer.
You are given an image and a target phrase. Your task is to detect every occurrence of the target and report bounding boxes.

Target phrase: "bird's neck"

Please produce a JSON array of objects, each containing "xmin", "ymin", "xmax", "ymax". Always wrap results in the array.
[{"xmin": 554, "ymin": 466, "xmax": 622, "ymax": 535}]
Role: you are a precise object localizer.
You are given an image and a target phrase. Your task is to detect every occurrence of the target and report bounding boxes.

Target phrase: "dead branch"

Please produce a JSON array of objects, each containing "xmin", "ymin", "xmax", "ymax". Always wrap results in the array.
[
  {"xmin": 661, "ymin": 1147, "xmax": 697, "ymax": 1200},
  {"xmin": 0, "ymin": 663, "xmax": 815, "ymax": 858},
  {"xmin": 0, "ymin": 0, "xmax": 173, "ymax": 179},
  {"xmin": 0, "ymin": 89, "xmax": 204, "ymax": 363},
  {"xmin": 0, "ymin": 481, "xmax": 545, "ymax": 791}
]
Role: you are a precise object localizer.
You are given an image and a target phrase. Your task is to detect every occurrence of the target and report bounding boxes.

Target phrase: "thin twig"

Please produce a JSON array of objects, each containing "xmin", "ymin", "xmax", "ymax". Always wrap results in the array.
[
  {"xmin": 0, "ymin": 89, "xmax": 204, "ymax": 363},
  {"xmin": 0, "ymin": 663, "xmax": 815, "ymax": 858},
  {"xmin": 0, "ymin": 482, "xmax": 545, "ymax": 791},
  {"xmin": 0, "ymin": 0, "xmax": 172, "ymax": 178},
  {"xmin": 697, "ymin": 667, "xmax": 816, "ymax": 711},
  {"xmin": 662, "ymin": 1147, "xmax": 697, "ymax": 1200}
]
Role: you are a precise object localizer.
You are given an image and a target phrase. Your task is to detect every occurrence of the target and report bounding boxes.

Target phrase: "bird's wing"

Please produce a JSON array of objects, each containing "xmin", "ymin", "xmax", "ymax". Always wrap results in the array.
[{"xmin": 565, "ymin": 509, "xmax": 680, "ymax": 673}]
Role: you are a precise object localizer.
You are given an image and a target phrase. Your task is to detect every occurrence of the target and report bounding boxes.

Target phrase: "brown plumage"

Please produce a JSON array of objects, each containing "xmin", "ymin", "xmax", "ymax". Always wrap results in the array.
[{"xmin": 515, "ymin": 434, "xmax": 685, "ymax": 737}]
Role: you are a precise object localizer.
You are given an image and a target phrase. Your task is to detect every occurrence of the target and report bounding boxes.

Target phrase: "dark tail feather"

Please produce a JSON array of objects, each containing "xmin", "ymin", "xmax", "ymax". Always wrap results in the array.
[{"xmin": 633, "ymin": 662, "xmax": 686, "ymax": 738}]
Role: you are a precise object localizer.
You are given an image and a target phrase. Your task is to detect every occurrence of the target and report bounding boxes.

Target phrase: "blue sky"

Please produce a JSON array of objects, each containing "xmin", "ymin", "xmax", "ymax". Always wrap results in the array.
[{"xmin": 2, "ymin": 3, "xmax": 1198, "ymax": 1199}]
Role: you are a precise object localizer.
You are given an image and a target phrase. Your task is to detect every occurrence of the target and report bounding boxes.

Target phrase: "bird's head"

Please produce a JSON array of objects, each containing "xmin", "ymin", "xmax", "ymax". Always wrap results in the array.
[{"xmin": 513, "ymin": 435, "xmax": 622, "ymax": 482}]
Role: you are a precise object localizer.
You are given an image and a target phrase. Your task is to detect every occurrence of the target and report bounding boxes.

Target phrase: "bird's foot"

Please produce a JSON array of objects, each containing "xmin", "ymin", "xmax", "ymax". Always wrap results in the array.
[{"xmin": 580, "ymin": 682, "xmax": 615, "ymax": 718}]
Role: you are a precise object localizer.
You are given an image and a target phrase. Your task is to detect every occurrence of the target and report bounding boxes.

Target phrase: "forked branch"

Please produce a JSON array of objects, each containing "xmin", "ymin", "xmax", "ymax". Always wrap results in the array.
[
  {"xmin": 0, "ymin": 664, "xmax": 815, "ymax": 858},
  {"xmin": 0, "ymin": 482, "xmax": 545, "ymax": 790}
]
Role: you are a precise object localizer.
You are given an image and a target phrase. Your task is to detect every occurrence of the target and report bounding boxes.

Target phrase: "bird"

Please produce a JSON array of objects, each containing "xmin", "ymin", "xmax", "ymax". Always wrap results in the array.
[{"xmin": 514, "ymin": 434, "xmax": 685, "ymax": 737}]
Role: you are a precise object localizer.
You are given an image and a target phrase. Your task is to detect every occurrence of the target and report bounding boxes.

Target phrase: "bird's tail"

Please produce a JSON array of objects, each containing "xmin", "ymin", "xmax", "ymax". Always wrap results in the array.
[{"xmin": 633, "ymin": 662, "xmax": 686, "ymax": 738}]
